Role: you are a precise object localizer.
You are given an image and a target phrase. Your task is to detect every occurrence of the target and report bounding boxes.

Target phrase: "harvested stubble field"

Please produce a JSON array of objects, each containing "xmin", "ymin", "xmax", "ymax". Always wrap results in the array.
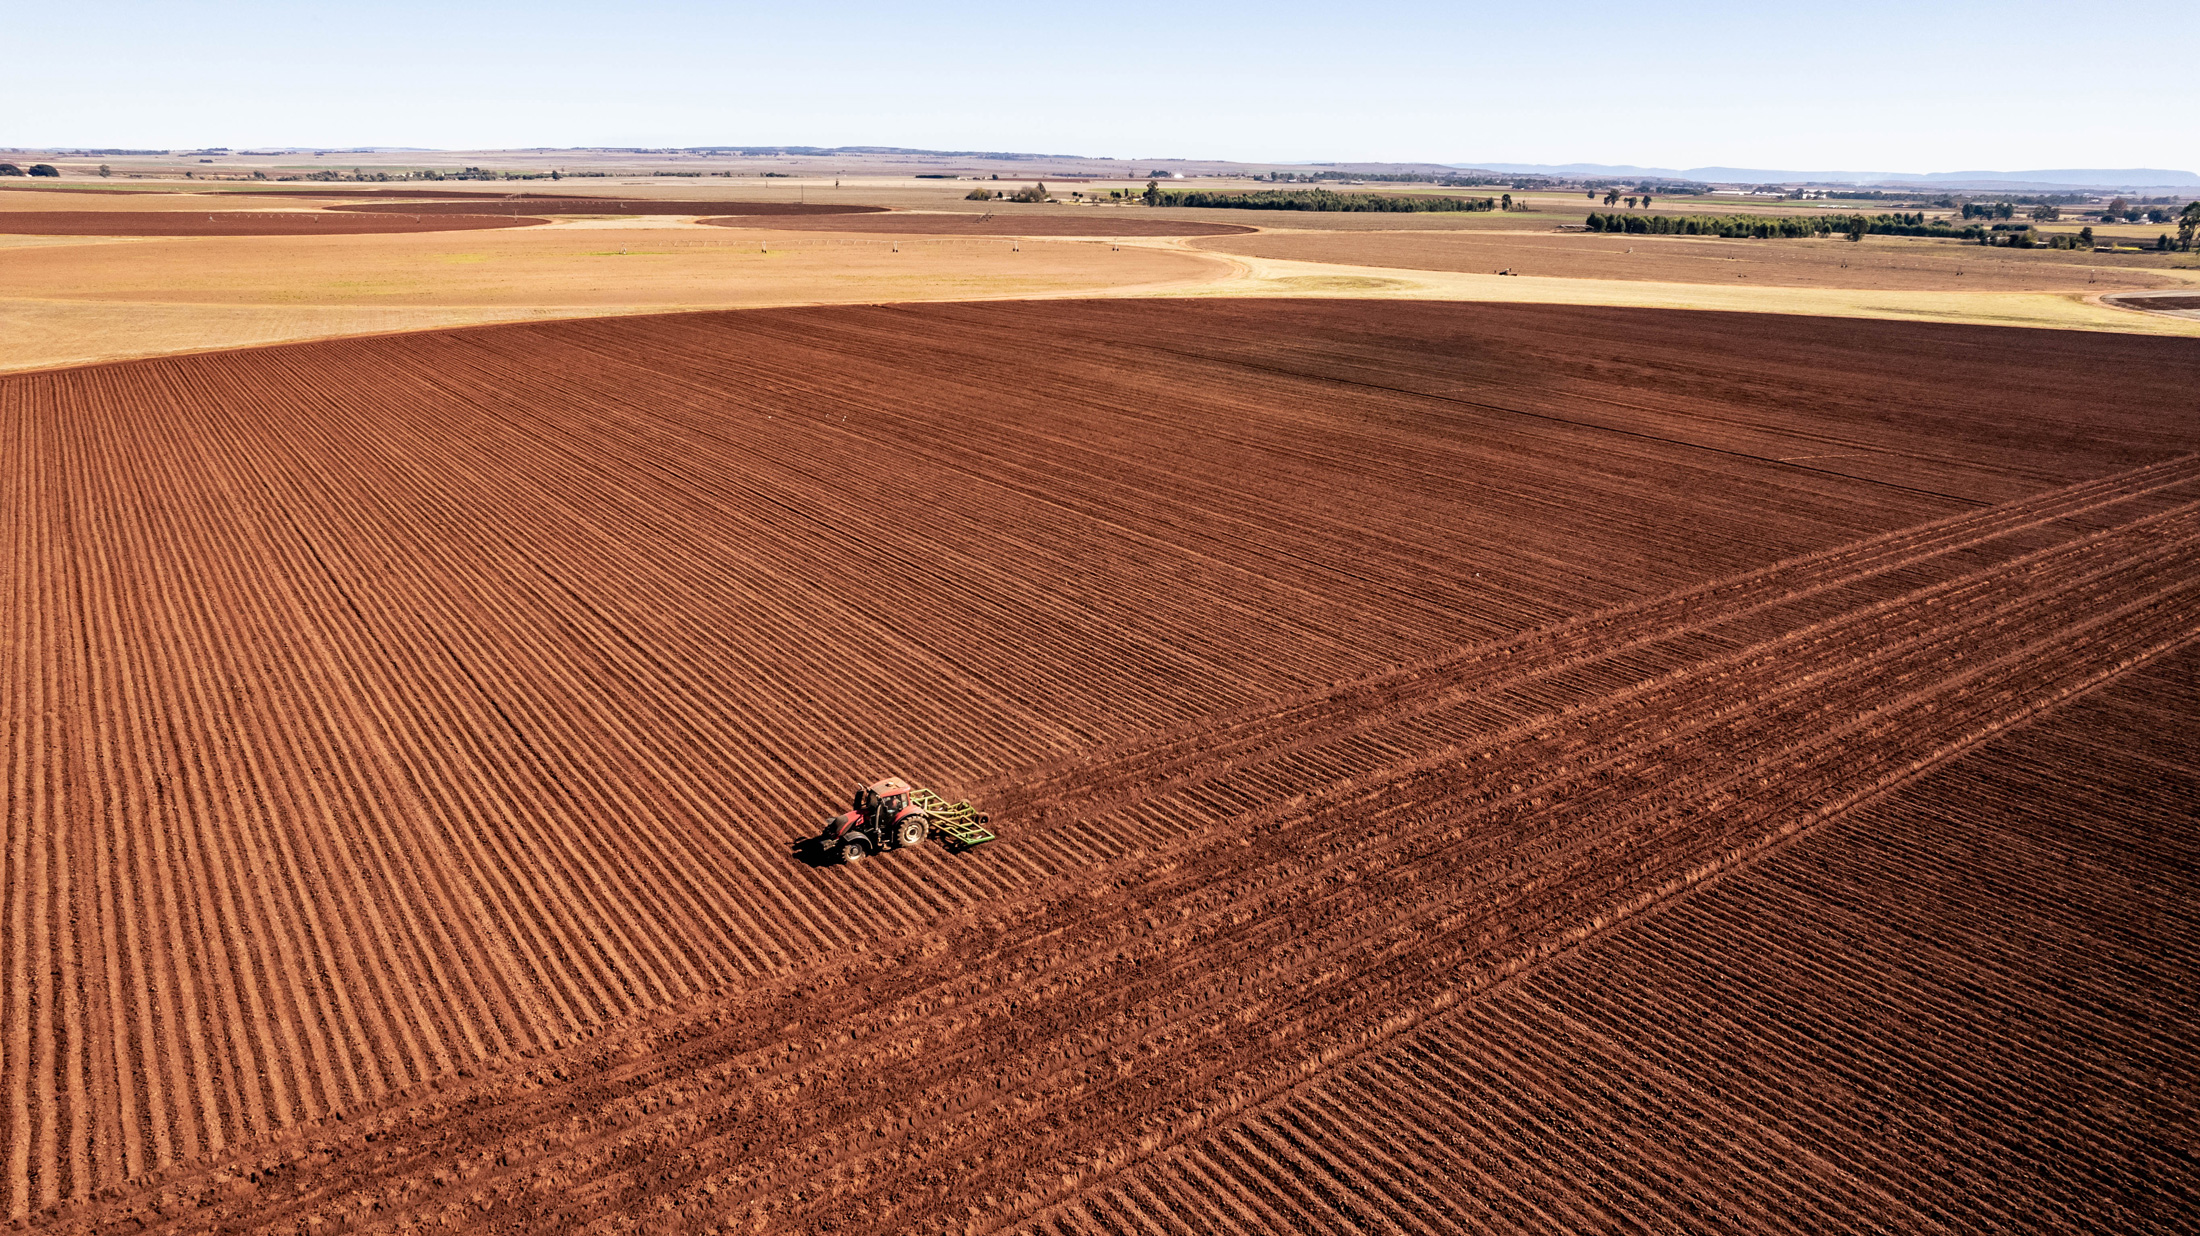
[
  {"xmin": 0, "ymin": 228, "xmax": 1217, "ymax": 374},
  {"xmin": 700, "ymin": 213, "xmax": 1255, "ymax": 237},
  {"xmin": 0, "ymin": 211, "xmax": 547, "ymax": 237},
  {"xmin": 5, "ymin": 299, "xmax": 2199, "ymax": 1233}
]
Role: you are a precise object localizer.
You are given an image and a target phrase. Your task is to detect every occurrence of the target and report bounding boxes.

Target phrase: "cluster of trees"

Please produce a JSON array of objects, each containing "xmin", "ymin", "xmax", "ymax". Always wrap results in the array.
[
  {"xmin": 1588, "ymin": 206, "xmax": 2200, "ymax": 250},
  {"xmin": 967, "ymin": 182, "xmax": 1052, "ymax": 202},
  {"xmin": 1151, "ymin": 187, "xmax": 1495, "ymax": 212},
  {"xmin": 0, "ymin": 162, "xmax": 61, "ymax": 177},
  {"xmin": 274, "ymin": 166, "xmax": 569, "ymax": 183},
  {"xmin": 1586, "ymin": 189, "xmax": 1657, "ymax": 209},
  {"xmin": 2098, "ymin": 197, "xmax": 2182, "ymax": 224},
  {"xmin": 1584, "ymin": 180, "xmax": 1707, "ymax": 196},
  {"xmin": 1975, "ymin": 226, "xmax": 2091, "ymax": 250},
  {"xmin": 1583, "ymin": 211, "xmax": 1832, "ymax": 238},
  {"xmin": 1959, "ymin": 201, "xmax": 2080, "ymax": 222},
  {"xmin": 1584, "ymin": 210, "xmax": 1980, "ymax": 241},
  {"xmin": 1581, "ymin": 199, "xmax": 2197, "ymax": 251}
]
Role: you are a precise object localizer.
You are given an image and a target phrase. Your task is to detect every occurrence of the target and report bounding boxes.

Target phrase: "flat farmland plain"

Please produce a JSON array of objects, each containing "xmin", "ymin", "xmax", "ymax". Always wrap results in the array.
[
  {"xmin": 0, "ymin": 212, "xmax": 547, "ymax": 237},
  {"xmin": 5, "ymin": 300, "xmax": 2198, "ymax": 1232},
  {"xmin": 0, "ymin": 228, "xmax": 1220, "ymax": 374},
  {"xmin": 700, "ymin": 213, "xmax": 1256, "ymax": 237}
]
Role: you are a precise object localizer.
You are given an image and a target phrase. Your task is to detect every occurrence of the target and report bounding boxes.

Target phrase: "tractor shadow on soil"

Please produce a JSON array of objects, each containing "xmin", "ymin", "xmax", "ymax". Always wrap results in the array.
[
  {"xmin": 789, "ymin": 834, "xmax": 841, "ymax": 868},
  {"xmin": 787, "ymin": 832, "xmax": 996, "ymax": 869}
]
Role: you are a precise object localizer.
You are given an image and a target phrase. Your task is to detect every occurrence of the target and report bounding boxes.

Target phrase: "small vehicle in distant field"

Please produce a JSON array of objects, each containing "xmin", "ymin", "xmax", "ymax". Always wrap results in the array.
[{"xmin": 821, "ymin": 776, "xmax": 995, "ymax": 863}]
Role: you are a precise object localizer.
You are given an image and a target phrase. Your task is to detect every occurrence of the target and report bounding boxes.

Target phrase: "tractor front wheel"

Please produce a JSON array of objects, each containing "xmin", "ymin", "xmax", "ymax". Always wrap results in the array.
[
  {"xmin": 840, "ymin": 837, "xmax": 870, "ymax": 864},
  {"xmin": 897, "ymin": 817, "xmax": 928, "ymax": 849}
]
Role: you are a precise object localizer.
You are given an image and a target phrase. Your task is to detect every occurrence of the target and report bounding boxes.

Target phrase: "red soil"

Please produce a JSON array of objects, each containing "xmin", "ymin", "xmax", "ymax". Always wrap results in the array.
[
  {"xmin": 0, "ymin": 184, "xmax": 156, "ymax": 195},
  {"xmin": 4, "ymin": 300, "xmax": 2197, "ymax": 1232},
  {"xmin": 280, "ymin": 190, "xmax": 627, "ymax": 200},
  {"xmin": 331, "ymin": 198, "xmax": 887, "ymax": 216},
  {"xmin": 701, "ymin": 212, "xmax": 1258, "ymax": 236},
  {"xmin": 1158, "ymin": 642, "xmax": 2200, "ymax": 1233},
  {"xmin": 0, "ymin": 210, "xmax": 547, "ymax": 236},
  {"xmin": 2109, "ymin": 292, "xmax": 2200, "ymax": 311}
]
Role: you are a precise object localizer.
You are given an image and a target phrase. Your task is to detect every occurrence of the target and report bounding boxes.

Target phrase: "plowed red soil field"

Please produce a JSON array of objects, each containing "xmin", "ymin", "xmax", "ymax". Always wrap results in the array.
[
  {"xmin": 0, "ymin": 211, "xmax": 552, "ymax": 236},
  {"xmin": 4, "ymin": 300, "xmax": 2197, "ymax": 1232},
  {"xmin": 330, "ymin": 199, "xmax": 885, "ymax": 216},
  {"xmin": 700, "ymin": 213, "xmax": 1256, "ymax": 236}
]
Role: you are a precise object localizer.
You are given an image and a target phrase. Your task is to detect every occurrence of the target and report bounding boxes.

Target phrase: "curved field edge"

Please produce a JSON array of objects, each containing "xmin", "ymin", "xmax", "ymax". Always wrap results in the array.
[{"xmin": 1168, "ymin": 248, "xmax": 2200, "ymax": 338}]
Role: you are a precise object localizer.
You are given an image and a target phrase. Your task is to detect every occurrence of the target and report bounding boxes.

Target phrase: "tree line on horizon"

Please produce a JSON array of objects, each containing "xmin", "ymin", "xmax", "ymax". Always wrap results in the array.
[
  {"xmin": 1148, "ymin": 186, "xmax": 1496, "ymax": 212},
  {"xmin": 1585, "ymin": 206, "xmax": 2200, "ymax": 250}
]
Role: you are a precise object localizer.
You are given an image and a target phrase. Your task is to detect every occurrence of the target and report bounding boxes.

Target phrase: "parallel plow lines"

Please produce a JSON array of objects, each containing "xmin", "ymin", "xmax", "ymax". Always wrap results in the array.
[
  {"xmin": 5, "ymin": 301, "xmax": 2197, "ymax": 1230},
  {"xmin": 1098, "ymin": 647, "xmax": 2200, "ymax": 1234},
  {"xmin": 52, "ymin": 454, "xmax": 2200, "ymax": 1234}
]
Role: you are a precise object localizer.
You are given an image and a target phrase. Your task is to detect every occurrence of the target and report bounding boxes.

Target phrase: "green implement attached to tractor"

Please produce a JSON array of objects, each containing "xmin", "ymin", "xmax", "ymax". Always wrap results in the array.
[{"xmin": 910, "ymin": 787, "xmax": 996, "ymax": 850}]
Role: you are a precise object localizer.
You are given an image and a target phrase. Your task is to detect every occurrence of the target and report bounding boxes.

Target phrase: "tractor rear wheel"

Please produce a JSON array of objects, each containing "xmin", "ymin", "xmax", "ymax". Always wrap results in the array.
[
  {"xmin": 897, "ymin": 817, "xmax": 928, "ymax": 849},
  {"xmin": 840, "ymin": 837, "xmax": 870, "ymax": 864}
]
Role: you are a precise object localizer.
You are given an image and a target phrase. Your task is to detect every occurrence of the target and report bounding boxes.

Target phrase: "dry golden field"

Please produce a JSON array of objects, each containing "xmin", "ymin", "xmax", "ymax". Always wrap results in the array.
[
  {"xmin": 1, "ymin": 177, "xmax": 2195, "ymax": 371},
  {"xmin": 0, "ymin": 220, "xmax": 1219, "ymax": 372}
]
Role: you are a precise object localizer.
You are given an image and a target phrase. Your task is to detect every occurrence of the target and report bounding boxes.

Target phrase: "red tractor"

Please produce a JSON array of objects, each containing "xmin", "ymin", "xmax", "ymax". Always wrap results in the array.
[{"xmin": 820, "ymin": 777, "xmax": 994, "ymax": 863}]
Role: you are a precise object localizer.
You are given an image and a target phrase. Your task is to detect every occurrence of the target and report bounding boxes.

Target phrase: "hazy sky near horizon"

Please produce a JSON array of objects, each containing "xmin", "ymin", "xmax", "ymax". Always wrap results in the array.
[{"xmin": 11, "ymin": 0, "xmax": 2191, "ymax": 172}]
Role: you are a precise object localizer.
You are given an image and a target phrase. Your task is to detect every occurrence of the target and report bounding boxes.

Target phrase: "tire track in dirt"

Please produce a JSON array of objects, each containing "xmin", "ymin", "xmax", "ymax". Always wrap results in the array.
[
  {"xmin": 1109, "ymin": 645, "xmax": 2200, "ymax": 1234},
  {"xmin": 989, "ymin": 452, "xmax": 2200, "ymax": 829}
]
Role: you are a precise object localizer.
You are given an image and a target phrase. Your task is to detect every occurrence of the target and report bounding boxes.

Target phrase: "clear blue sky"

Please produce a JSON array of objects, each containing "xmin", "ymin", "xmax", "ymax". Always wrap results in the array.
[{"xmin": 10, "ymin": 0, "xmax": 2191, "ymax": 172}]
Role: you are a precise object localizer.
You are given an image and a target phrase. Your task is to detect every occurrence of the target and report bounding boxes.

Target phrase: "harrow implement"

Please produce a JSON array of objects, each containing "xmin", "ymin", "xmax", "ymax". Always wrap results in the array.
[{"xmin": 911, "ymin": 787, "xmax": 995, "ymax": 850}]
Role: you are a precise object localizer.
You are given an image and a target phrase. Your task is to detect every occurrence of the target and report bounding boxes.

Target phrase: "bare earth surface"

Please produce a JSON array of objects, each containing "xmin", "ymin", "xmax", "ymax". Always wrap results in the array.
[
  {"xmin": 0, "ymin": 211, "xmax": 547, "ymax": 236},
  {"xmin": 1, "ymin": 182, "xmax": 2195, "ymax": 372},
  {"xmin": 701, "ymin": 213, "xmax": 1255, "ymax": 237},
  {"xmin": 1075, "ymin": 642, "xmax": 2200, "ymax": 1232},
  {"xmin": 1199, "ymin": 227, "xmax": 2189, "ymax": 293},
  {"xmin": 5, "ymin": 299, "xmax": 2198, "ymax": 1232},
  {"xmin": 2106, "ymin": 292, "xmax": 2200, "ymax": 321},
  {"xmin": 330, "ymin": 200, "xmax": 884, "ymax": 217}
]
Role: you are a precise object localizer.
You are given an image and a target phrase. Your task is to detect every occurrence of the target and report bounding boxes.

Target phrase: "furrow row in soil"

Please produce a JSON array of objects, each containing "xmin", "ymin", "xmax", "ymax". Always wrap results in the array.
[
  {"xmin": 6, "ymin": 301, "xmax": 2196, "ymax": 1226},
  {"xmin": 69, "ymin": 483, "xmax": 2198, "ymax": 1235}
]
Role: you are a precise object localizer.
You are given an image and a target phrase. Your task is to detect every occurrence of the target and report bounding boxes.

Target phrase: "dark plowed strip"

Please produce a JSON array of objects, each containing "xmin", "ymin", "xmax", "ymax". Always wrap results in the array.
[
  {"xmin": 329, "ymin": 200, "xmax": 886, "ymax": 217},
  {"xmin": 0, "ymin": 211, "xmax": 548, "ymax": 236},
  {"xmin": 701, "ymin": 213, "xmax": 1257, "ymax": 236}
]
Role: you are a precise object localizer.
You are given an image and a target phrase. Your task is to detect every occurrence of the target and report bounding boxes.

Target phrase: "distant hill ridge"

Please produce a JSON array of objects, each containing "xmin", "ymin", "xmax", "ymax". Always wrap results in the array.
[{"xmin": 1468, "ymin": 162, "xmax": 2199, "ymax": 190}]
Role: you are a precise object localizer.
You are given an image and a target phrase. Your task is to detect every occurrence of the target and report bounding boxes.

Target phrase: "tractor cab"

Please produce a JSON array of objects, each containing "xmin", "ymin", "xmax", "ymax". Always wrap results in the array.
[
  {"xmin": 824, "ymin": 776, "xmax": 928, "ymax": 861},
  {"xmin": 857, "ymin": 776, "xmax": 913, "ymax": 824}
]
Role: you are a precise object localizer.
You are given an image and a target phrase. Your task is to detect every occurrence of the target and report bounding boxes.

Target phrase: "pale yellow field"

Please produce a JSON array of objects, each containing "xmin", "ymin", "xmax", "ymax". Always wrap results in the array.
[
  {"xmin": 1170, "ymin": 246, "xmax": 2200, "ymax": 337},
  {"xmin": 2, "ymin": 175, "xmax": 2195, "ymax": 371},
  {"xmin": 0, "ymin": 222, "xmax": 1220, "ymax": 372}
]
